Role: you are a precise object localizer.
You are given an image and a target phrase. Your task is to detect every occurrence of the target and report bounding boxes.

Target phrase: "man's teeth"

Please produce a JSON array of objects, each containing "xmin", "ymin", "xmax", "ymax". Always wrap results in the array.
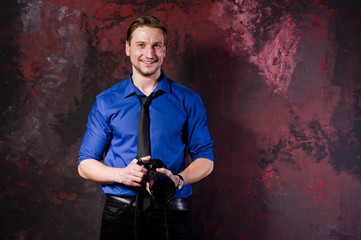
[{"xmin": 143, "ymin": 60, "xmax": 157, "ymax": 64}]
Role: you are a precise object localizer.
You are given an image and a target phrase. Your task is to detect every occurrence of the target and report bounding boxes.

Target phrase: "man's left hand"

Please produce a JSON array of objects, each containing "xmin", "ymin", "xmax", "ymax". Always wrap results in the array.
[{"xmin": 156, "ymin": 168, "xmax": 180, "ymax": 187}]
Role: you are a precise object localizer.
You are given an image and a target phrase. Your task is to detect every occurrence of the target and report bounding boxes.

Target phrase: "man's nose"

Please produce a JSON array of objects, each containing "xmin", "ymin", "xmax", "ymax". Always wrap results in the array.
[{"xmin": 144, "ymin": 46, "xmax": 155, "ymax": 58}]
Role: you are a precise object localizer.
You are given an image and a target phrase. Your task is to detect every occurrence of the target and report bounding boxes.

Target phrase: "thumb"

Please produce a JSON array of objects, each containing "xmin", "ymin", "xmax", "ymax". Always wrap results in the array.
[{"xmin": 132, "ymin": 158, "xmax": 139, "ymax": 164}]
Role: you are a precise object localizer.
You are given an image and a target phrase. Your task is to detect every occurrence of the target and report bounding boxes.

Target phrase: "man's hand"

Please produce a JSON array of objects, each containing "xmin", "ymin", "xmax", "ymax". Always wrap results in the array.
[
  {"xmin": 118, "ymin": 158, "xmax": 149, "ymax": 187},
  {"xmin": 155, "ymin": 168, "xmax": 180, "ymax": 187},
  {"xmin": 144, "ymin": 167, "xmax": 180, "ymax": 195}
]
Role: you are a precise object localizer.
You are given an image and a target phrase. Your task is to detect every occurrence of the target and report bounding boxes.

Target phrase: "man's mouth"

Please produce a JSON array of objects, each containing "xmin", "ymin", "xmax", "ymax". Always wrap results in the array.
[{"xmin": 142, "ymin": 59, "xmax": 158, "ymax": 65}]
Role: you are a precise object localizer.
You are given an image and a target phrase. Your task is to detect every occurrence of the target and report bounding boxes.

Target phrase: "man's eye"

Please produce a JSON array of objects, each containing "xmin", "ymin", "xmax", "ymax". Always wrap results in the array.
[{"xmin": 137, "ymin": 44, "xmax": 145, "ymax": 47}]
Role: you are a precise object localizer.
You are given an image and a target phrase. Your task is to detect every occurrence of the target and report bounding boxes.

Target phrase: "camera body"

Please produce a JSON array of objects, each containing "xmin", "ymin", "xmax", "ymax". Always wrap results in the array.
[{"xmin": 137, "ymin": 158, "xmax": 176, "ymax": 204}]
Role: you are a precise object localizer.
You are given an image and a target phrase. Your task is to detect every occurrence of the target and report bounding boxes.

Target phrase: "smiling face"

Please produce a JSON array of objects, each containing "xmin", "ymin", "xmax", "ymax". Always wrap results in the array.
[{"xmin": 126, "ymin": 26, "xmax": 166, "ymax": 80}]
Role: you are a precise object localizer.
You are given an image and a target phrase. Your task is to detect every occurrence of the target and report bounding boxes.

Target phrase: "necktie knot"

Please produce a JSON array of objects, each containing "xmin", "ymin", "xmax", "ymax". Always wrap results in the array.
[{"xmin": 136, "ymin": 92, "xmax": 158, "ymax": 107}]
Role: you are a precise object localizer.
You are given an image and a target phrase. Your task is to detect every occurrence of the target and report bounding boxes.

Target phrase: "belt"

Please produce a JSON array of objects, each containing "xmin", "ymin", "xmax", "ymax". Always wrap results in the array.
[
  {"xmin": 107, "ymin": 194, "xmax": 136, "ymax": 206},
  {"xmin": 106, "ymin": 194, "xmax": 189, "ymax": 211},
  {"xmin": 164, "ymin": 198, "xmax": 189, "ymax": 211}
]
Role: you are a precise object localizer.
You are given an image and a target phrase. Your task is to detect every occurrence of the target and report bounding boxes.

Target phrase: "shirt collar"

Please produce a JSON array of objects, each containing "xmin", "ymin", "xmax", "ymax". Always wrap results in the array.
[{"xmin": 123, "ymin": 72, "xmax": 171, "ymax": 98}]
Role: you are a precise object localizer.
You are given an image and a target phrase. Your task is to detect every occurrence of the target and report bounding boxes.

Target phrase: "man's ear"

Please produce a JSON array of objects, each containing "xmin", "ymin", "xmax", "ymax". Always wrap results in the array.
[{"xmin": 125, "ymin": 40, "xmax": 130, "ymax": 56}]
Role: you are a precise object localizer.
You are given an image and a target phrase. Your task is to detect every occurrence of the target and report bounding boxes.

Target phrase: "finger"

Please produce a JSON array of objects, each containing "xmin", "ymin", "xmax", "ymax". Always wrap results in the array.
[
  {"xmin": 146, "ymin": 182, "xmax": 151, "ymax": 195},
  {"xmin": 124, "ymin": 177, "xmax": 142, "ymax": 187},
  {"xmin": 130, "ymin": 159, "xmax": 141, "ymax": 168},
  {"xmin": 135, "ymin": 166, "xmax": 148, "ymax": 174},
  {"xmin": 129, "ymin": 175, "xmax": 146, "ymax": 185},
  {"xmin": 129, "ymin": 161, "xmax": 147, "ymax": 172},
  {"xmin": 140, "ymin": 156, "xmax": 151, "ymax": 162},
  {"xmin": 129, "ymin": 181, "xmax": 142, "ymax": 187},
  {"xmin": 129, "ymin": 169, "xmax": 147, "ymax": 179},
  {"xmin": 156, "ymin": 168, "xmax": 170, "ymax": 175}
]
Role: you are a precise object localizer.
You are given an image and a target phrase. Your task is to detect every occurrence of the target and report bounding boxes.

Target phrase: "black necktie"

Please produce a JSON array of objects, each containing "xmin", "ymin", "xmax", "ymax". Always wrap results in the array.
[
  {"xmin": 135, "ymin": 91, "xmax": 159, "ymax": 212},
  {"xmin": 136, "ymin": 91, "xmax": 159, "ymax": 158}
]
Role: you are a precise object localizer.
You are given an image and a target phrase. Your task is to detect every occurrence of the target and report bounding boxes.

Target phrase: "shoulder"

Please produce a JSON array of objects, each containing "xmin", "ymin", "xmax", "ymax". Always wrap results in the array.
[
  {"xmin": 168, "ymin": 79, "xmax": 201, "ymax": 101},
  {"xmin": 94, "ymin": 79, "xmax": 132, "ymax": 110},
  {"xmin": 92, "ymin": 79, "xmax": 130, "ymax": 117},
  {"xmin": 97, "ymin": 80, "xmax": 128, "ymax": 101},
  {"xmin": 166, "ymin": 79, "xmax": 205, "ymax": 113}
]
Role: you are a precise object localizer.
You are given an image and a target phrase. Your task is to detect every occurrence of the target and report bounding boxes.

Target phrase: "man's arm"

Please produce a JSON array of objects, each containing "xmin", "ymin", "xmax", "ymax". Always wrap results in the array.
[
  {"xmin": 78, "ymin": 157, "xmax": 149, "ymax": 187},
  {"xmin": 156, "ymin": 158, "xmax": 214, "ymax": 187}
]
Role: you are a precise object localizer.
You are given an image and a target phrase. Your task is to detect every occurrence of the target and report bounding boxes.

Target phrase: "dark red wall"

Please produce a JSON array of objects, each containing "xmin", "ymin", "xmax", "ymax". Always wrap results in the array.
[{"xmin": 1, "ymin": 0, "xmax": 361, "ymax": 239}]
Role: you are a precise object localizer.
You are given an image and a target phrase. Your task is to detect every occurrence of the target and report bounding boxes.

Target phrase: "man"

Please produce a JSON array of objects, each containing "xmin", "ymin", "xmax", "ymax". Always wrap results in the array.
[{"xmin": 78, "ymin": 15, "xmax": 214, "ymax": 240}]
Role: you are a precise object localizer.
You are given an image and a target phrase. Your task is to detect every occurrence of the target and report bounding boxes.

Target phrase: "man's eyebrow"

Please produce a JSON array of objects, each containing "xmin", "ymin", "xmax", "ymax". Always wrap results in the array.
[{"xmin": 134, "ymin": 41, "xmax": 163, "ymax": 44}]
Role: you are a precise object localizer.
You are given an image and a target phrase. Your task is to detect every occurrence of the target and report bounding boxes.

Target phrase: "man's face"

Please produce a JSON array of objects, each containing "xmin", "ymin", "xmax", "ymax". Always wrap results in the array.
[{"xmin": 126, "ymin": 26, "xmax": 166, "ymax": 79}]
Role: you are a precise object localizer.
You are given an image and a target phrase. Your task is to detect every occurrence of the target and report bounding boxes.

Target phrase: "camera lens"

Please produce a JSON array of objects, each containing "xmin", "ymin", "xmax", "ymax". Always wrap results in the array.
[
  {"xmin": 137, "ymin": 157, "xmax": 176, "ymax": 204},
  {"xmin": 149, "ymin": 173, "xmax": 176, "ymax": 204}
]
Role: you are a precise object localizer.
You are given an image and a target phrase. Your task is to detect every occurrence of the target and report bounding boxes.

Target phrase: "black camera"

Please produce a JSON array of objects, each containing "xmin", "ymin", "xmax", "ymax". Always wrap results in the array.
[{"xmin": 137, "ymin": 157, "xmax": 176, "ymax": 204}]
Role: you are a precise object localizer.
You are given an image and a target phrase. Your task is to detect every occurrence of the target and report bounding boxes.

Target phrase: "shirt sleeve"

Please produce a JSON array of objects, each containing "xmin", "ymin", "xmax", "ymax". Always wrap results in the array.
[
  {"xmin": 185, "ymin": 93, "xmax": 214, "ymax": 161},
  {"xmin": 78, "ymin": 99, "xmax": 112, "ymax": 164}
]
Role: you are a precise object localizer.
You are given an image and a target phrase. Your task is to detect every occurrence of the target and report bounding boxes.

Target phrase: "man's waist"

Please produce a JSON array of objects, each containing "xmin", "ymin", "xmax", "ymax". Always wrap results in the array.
[{"xmin": 101, "ymin": 184, "xmax": 193, "ymax": 198}]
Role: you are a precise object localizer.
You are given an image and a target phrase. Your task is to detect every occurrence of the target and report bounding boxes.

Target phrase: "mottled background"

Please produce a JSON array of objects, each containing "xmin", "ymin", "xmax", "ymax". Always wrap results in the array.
[{"xmin": 1, "ymin": 0, "xmax": 361, "ymax": 239}]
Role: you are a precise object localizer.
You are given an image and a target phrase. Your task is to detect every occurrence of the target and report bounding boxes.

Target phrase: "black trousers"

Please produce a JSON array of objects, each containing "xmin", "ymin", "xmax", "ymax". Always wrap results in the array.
[{"xmin": 99, "ymin": 195, "xmax": 193, "ymax": 240}]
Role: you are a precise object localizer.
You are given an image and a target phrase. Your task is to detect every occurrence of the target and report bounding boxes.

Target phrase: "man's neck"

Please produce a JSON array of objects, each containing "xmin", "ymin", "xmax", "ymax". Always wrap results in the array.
[{"xmin": 132, "ymin": 71, "xmax": 162, "ymax": 96}]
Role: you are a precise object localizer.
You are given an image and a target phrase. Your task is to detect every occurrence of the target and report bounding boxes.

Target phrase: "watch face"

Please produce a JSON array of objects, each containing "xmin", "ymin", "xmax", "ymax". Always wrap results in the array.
[{"xmin": 177, "ymin": 175, "xmax": 184, "ymax": 189}]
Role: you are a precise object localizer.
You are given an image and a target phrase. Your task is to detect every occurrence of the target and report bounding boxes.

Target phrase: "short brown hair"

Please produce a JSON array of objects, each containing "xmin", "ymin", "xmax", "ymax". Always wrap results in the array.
[{"xmin": 127, "ymin": 16, "xmax": 167, "ymax": 44}]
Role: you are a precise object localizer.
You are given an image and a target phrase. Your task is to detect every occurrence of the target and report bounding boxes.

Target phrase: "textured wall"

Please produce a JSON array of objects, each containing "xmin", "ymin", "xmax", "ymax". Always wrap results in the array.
[{"xmin": 1, "ymin": 0, "xmax": 361, "ymax": 239}]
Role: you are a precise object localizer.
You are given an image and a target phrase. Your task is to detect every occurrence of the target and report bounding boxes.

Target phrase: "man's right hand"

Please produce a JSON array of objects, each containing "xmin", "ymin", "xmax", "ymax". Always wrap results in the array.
[{"xmin": 118, "ymin": 156, "xmax": 150, "ymax": 187}]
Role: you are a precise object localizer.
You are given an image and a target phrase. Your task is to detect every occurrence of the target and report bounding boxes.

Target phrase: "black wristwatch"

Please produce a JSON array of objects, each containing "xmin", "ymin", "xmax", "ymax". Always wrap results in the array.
[{"xmin": 176, "ymin": 174, "xmax": 184, "ymax": 190}]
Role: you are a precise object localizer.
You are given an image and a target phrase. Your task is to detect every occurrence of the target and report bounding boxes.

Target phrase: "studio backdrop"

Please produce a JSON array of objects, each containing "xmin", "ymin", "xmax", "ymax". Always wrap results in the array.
[{"xmin": 1, "ymin": 0, "xmax": 361, "ymax": 239}]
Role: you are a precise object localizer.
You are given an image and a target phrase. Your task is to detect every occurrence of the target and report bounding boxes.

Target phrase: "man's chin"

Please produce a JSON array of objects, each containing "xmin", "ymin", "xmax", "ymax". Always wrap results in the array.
[{"xmin": 135, "ymin": 67, "xmax": 161, "ymax": 78}]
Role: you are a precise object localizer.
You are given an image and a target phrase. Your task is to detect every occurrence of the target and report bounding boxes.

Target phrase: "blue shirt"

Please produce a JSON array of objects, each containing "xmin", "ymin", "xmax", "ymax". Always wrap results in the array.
[{"xmin": 78, "ymin": 73, "xmax": 214, "ymax": 198}]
